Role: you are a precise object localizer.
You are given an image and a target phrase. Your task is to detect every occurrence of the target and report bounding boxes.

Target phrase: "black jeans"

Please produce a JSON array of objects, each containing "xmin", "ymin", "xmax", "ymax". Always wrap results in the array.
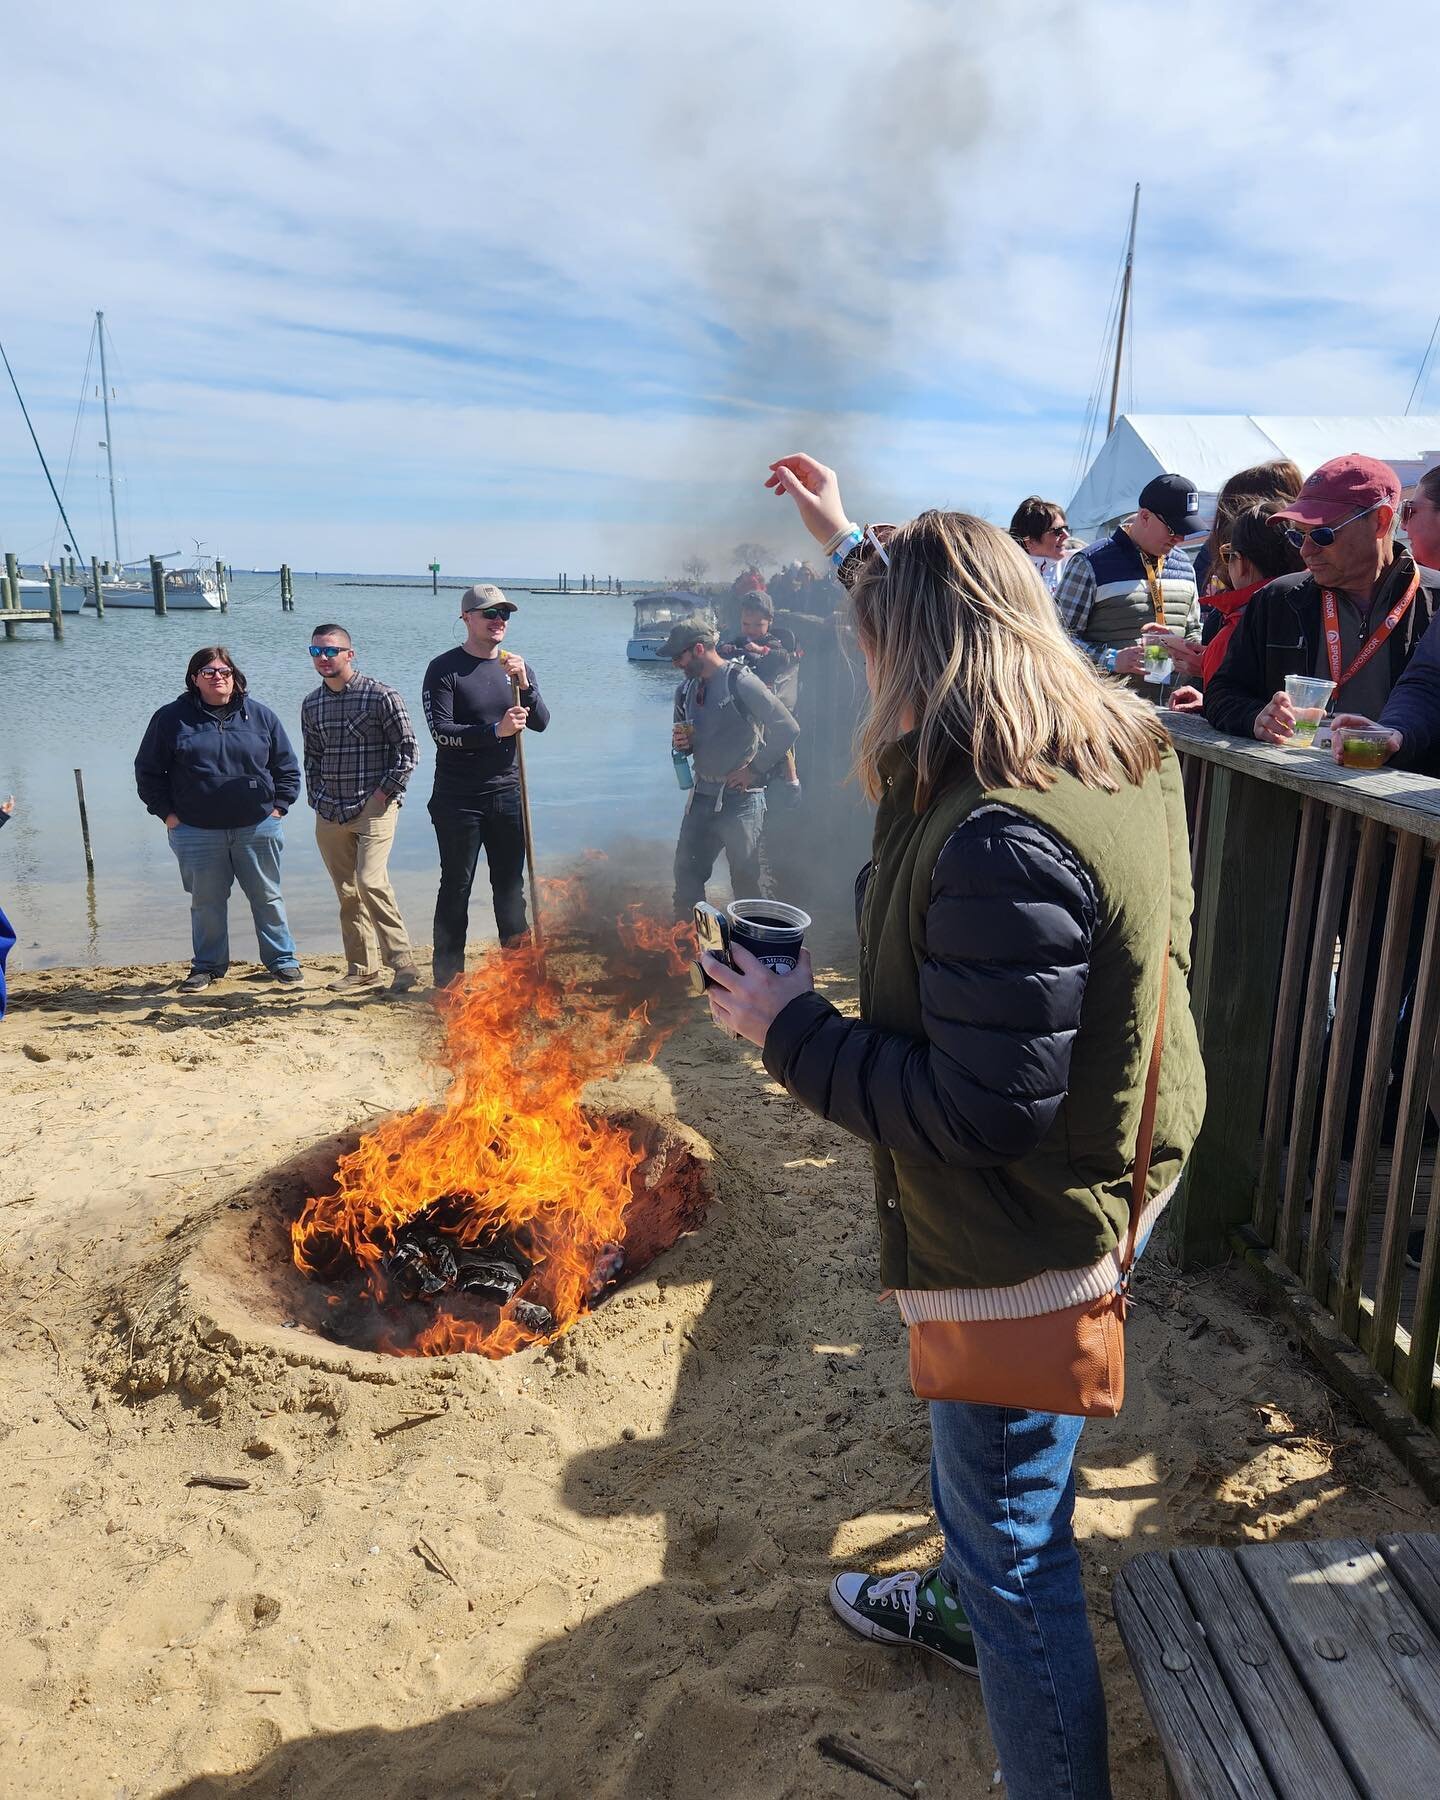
[{"xmin": 429, "ymin": 785, "xmax": 527, "ymax": 982}]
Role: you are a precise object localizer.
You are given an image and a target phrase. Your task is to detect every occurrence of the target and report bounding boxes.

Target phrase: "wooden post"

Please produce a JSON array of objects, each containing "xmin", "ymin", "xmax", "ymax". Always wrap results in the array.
[
  {"xmin": 2, "ymin": 551, "xmax": 16, "ymax": 641},
  {"xmin": 281, "ymin": 563, "xmax": 292, "ymax": 611},
  {"xmin": 509, "ymin": 666, "xmax": 543, "ymax": 948},
  {"xmin": 47, "ymin": 568, "xmax": 64, "ymax": 639},
  {"xmin": 73, "ymin": 768, "xmax": 95, "ymax": 874},
  {"xmin": 1170, "ymin": 762, "xmax": 1301, "ymax": 1265},
  {"xmin": 429, "ymin": 560, "xmax": 440, "ymax": 594},
  {"xmin": 90, "ymin": 555, "xmax": 105, "ymax": 618},
  {"xmin": 215, "ymin": 556, "xmax": 228, "ymax": 613},
  {"xmin": 150, "ymin": 555, "xmax": 167, "ymax": 616}
]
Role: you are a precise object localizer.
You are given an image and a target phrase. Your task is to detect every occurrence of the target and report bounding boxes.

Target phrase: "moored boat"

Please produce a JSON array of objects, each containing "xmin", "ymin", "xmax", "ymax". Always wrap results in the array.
[{"xmin": 626, "ymin": 591, "xmax": 715, "ymax": 661}]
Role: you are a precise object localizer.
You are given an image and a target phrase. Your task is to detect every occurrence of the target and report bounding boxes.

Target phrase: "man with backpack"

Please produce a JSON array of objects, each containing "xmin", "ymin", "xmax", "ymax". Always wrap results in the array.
[{"xmin": 665, "ymin": 618, "xmax": 799, "ymax": 920}]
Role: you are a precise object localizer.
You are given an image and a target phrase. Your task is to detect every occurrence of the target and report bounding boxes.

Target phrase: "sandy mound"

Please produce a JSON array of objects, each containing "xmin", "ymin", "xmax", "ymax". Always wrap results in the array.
[{"xmin": 2, "ymin": 944, "xmax": 1437, "ymax": 1799}]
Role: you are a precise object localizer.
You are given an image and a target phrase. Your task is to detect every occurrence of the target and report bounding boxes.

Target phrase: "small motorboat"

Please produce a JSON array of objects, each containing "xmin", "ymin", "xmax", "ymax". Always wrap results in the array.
[{"xmin": 626, "ymin": 591, "xmax": 715, "ymax": 662}]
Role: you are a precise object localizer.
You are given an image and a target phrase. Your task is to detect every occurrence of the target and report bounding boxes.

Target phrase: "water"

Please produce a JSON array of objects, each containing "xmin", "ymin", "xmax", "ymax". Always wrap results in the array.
[{"xmin": 0, "ymin": 576, "xmax": 689, "ymax": 968}]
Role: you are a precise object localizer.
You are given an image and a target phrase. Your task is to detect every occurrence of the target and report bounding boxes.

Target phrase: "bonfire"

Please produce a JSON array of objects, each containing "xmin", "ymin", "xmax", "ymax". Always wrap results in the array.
[{"xmin": 291, "ymin": 871, "xmax": 699, "ymax": 1357}]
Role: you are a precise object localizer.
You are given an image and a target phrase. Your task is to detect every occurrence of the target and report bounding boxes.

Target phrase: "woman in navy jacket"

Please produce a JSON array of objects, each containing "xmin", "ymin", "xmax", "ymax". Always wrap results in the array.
[{"xmin": 135, "ymin": 646, "xmax": 303, "ymax": 993}]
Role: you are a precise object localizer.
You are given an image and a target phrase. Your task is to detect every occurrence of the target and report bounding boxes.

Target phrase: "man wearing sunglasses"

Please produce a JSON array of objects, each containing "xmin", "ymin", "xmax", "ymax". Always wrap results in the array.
[
  {"xmin": 422, "ymin": 584, "xmax": 550, "ymax": 982},
  {"xmin": 300, "ymin": 623, "xmax": 420, "ymax": 994},
  {"xmin": 1052, "ymin": 473, "xmax": 1204, "ymax": 683},
  {"xmin": 1204, "ymin": 455, "xmax": 1440, "ymax": 743}
]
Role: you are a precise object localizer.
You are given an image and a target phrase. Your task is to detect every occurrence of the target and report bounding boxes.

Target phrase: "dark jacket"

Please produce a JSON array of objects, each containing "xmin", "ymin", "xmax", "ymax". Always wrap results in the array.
[
  {"xmin": 763, "ymin": 737, "xmax": 1205, "ymax": 1291},
  {"xmin": 135, "ymin": 691, "xmax": 302, "ymax": 829},
  {"xmin": 1203, "ymin": 554, "xmax": 1440, "ymax": 739},
  {"xmin": 1380, "ymin": 598, "xmax": 1440, "ymax": 773}
]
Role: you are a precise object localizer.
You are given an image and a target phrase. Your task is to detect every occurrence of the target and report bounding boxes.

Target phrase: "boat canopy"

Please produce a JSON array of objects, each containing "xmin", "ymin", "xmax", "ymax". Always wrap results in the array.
[
  {"xmin": 631, "ymin": 591, "xmax": 713, "ymax": 632},
  {"xmin": 1069, "ymin": 414, "xmax": 1440, "ymax": 543}
]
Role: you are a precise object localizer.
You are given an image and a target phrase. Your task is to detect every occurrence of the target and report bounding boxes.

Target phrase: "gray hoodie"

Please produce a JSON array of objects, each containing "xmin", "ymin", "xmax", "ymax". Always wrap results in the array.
[{"xmin": 674, "ymin": 660, "xmax": 799, "ymax": 797}]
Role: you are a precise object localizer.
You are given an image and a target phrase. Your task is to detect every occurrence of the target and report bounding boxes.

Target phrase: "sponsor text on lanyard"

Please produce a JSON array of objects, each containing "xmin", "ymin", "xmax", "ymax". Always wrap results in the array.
[{"xmin": 1321, "ymin": 572, "xmax": 1418, "ymax": 691}]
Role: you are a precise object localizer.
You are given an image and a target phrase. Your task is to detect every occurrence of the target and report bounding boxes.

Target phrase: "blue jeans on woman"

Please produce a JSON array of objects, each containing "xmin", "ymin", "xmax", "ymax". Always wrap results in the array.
[
  {"xmin": 930, "ymin": 1400, "xmax": 1110, "ymax": 1800},
  {"xmin": 168, "ymin": 816, "xmax": 299, "ymax": 975}
]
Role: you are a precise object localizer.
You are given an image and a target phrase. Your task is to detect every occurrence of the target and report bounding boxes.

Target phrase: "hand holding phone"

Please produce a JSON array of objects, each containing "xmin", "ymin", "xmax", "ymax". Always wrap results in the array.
[{"xmin": 689, "ymin": 902, "xmax": 732, "ymax": 995}]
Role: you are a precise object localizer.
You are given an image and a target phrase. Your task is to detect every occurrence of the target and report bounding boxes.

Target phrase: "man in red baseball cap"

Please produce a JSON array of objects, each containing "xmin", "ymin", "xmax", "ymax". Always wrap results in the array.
[{"xmin": 1204, "ymin": 453, "xmax": 1440, "ymax": 742}]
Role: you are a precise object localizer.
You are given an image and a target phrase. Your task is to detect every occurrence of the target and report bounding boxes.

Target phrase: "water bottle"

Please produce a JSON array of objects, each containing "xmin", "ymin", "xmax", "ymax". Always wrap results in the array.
[{"xmin": 672, "ymin": 749, "xmax": 694, "ymax": 790}]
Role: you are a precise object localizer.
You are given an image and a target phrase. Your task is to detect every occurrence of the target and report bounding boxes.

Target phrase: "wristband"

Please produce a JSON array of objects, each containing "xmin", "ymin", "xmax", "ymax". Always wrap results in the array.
[
  {"xmin": 821, "ymin": 522, "xmax": 859, "ymax": 557},
  {"xmin": 828, "ymin": 527, "xmax": 863, "ymax": 568}
]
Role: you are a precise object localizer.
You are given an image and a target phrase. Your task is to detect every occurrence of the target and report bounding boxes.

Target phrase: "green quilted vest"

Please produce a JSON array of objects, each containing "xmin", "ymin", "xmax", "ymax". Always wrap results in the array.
[{"xmin": 858, "ymin": 737, "xmax": 1206, "ymax": 1291}]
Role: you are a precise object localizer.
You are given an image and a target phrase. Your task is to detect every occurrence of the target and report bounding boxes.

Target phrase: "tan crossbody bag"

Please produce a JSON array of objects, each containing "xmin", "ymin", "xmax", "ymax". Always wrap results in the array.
[{"xmin": 908, "ymin": 947, "xmax": 1168, "ymax": 1419}]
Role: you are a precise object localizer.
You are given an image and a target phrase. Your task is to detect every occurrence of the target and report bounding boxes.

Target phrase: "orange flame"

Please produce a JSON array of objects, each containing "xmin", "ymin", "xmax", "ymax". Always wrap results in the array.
[{"xmin": 290, "ymin": 872, "xmax": 697, "ymax": 1358}]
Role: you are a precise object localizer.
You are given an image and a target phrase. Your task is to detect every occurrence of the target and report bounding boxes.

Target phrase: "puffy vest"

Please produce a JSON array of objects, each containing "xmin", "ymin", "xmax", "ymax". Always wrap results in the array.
[{"xmin": 858, "ymin": 738, "xmax": 1206, "ymax": 1290}]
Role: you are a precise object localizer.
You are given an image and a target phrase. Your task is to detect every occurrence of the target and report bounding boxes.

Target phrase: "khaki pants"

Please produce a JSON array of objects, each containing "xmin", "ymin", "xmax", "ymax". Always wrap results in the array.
[{"xmin": 314, "ymin": 806, "xmax": 413, "ymax": 974}]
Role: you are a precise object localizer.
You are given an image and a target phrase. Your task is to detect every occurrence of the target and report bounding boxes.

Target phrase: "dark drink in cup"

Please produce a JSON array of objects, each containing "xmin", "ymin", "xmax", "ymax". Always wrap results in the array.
[{"xmin": 725, "ymin": 899, "xmax": 810, "ymax": 974}]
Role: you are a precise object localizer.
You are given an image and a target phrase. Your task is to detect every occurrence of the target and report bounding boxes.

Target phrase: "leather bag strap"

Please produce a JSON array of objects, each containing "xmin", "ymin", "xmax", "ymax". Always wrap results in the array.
[{"xmin": 1120, "ymin": 933, "xmax": 1169, "ymax": 1279}]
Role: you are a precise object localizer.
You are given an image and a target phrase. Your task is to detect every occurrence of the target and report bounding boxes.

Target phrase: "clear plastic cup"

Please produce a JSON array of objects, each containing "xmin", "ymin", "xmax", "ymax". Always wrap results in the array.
[
  {"xmin": 1283, "ymin": 675, "xmax": 1336, "ymax": 749},
  {"xmin": 1141, "ymin": 642, "xmax": 1174, "ymax": 685},
  {"xmin": 1337, "ymin": 728, "xmax": 1392, "ymax": 771}
]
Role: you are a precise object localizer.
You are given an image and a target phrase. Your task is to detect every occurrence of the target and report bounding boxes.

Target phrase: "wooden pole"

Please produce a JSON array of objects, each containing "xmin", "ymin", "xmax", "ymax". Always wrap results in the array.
[
  {"xmin": 47, "ymin": 568, "xmax": 64, "ymax": 639},
  {"xmin": 509, "ymin": 667, "xmax": 543, "ymax": 947},
  {"xmin": 2, "ymin": 552, "xmax": 16, "ymax": 641},
  {"xmin": 215, "ymin": 555, "xmax": 228, "ymax": 613},
  {"xmin": 73, "ymin": 768, "xmax": 95, "ymax": 874},
  {"xmin": 150, "ymin": 556, "xmax": 167, "ymax": 616},
  {"xmin": 281, "ymin": 563, "xmax": 292, "ymax": 611},
  {"xmin": 90, "ymin": 555, "xmax": 105, "ymax": 618}
]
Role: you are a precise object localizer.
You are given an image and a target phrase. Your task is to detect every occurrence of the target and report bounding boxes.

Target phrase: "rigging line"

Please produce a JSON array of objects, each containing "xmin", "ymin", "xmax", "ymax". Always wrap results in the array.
[
  {"xmin": 1070, "ymin": 221, "xmax": 1130, "ymax": 494},
  {"xmin": 0, "ymin": 334, "xmax": 86, "ymax": 565},
  {"xmin": 52, "ymin": 319, "xmax": 98, "ymax": 561},
  {"xmin": 1405, "ymin": 305, "xmax": 1440, "ymax": 416}
]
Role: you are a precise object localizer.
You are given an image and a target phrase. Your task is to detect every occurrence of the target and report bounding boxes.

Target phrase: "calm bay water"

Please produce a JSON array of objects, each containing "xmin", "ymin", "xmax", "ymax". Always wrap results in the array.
[{"xmin": 0, "ymin": 576, "xmax": 689, "ymax": 969}]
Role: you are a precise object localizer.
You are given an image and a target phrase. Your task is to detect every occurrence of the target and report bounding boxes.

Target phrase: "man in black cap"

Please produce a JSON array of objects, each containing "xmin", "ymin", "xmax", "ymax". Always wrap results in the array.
[
  {"xmin": 421, "ymin": 584, "xmax": 550, "ymax": 983},
  {"xmin": 666, "ymin": 617, "xmax": 799, "ymax": 920},
  {"xmin": 1053, "ymin": 473, "xmax": 1204, "ymax": 681}
]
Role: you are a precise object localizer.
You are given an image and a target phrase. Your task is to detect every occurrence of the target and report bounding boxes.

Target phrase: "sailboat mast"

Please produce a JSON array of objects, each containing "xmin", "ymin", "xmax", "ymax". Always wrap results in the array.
[
  {"xmin": 1106, "ymin": 184, "xmax": 1140, "ymax": 437},
  {"xmin": 97, "ymin": 310, "xmax": 121, "ymax": 565}
]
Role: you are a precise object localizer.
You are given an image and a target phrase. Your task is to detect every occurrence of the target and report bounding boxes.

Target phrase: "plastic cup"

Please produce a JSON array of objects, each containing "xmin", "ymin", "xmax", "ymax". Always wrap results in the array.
[
  {"xmin": 726, "ymin": 899, "xmax": 811, "ymax": 974},
  {"xmin": 1282, "ymin": 676, "xmax": 1336, "ymax": 750},
  {"xmin": 1337, "ymin": 728, "xmax": 1392, "ymax": 771},
  {"xmin": 674, "ymin": 722, "xmax": 694, "ymax": 751},
  {"xmin": 1290, "ymin": 707, "xmax": 1326, "ymax": 749},
  {"xmin": 1141, "ymin": 642, "xmax": 1173, "ymax": 685}
]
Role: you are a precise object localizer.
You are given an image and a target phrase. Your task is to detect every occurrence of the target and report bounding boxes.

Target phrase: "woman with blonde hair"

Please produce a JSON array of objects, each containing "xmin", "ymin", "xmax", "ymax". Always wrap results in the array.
[{"xmin": 703, "ymin": 454, "xmax": 1205, "ymax": 1800}]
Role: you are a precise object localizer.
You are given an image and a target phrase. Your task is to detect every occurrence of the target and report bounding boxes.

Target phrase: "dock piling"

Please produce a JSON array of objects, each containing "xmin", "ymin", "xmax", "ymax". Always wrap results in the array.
[
  {"xmin": 215, "ymin": 555, "xmax": 228, "ymax": 613},
  {"xmin": 2, "ymin": 552, "xmax": 16, "ymax": 641},
  {"xmin": 73, "ymin": 769, "xmax": 95, "ymax": 875},
  {"xmin": 90, "ymin": 556, "xmax": 105, "ymax": 618},
  {"xmin": 150, "ymin": 556, "xmax": 167, "ymax": 617},
  {"xmin": 47, "ymin": 569, "xmax": 64, "ymax": 639},
  {"xmin": 281, "ymin": 564, "xmax": 293, "ymax": 611}
]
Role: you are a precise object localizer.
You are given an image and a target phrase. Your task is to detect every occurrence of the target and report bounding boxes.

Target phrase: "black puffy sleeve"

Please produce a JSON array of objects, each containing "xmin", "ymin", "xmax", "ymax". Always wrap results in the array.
[{"xmin": 762, "ymin": 807, "xmax": 1097, "ymax": 1166}]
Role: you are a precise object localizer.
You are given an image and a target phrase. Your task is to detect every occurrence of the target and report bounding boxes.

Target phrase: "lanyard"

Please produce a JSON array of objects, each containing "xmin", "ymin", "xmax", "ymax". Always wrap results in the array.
[
  {"xmin": 1321, "ymin": 572, "xmax": 1418, "ymax": 689},
  {"xmin": 1140, "ymin": 554, "xmax": 1164, "ymax": 623}
]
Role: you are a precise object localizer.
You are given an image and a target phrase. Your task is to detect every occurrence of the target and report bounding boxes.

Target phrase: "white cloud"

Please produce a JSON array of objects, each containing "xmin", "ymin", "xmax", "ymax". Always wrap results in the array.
[{"xmin": 1, "ymin": 1, "xmax": 1435, "ymax": 570}]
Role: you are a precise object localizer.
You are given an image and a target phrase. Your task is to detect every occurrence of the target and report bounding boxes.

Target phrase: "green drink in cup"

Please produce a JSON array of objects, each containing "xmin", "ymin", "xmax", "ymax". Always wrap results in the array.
[
  {"xmin": 1283, "ymin": 674, "xmax": 1336, "ymax": 750},
  {"xmin": 1141, "ymin": 641, "xmax": 1174, "ymax": 685}
]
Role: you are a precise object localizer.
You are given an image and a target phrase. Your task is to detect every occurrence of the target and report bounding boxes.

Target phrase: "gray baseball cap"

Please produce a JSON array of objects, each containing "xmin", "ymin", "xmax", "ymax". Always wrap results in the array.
[{"xmin": 460, "ymin": 583, "xmax": 517, "ymax": 614}]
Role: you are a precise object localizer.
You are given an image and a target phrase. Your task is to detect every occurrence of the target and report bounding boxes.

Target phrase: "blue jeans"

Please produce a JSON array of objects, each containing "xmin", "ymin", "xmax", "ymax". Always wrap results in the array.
[
  {"xmin": 168, "ymin": 816, "xmax": 299, "ymax": 975},
  {"xmin": 930, "ymin": 1401, "xmax": 1110, "ymax": 1800},
  {"xmin": 672, "ymin": 787, "xmax": 767, "ymax": 918}
]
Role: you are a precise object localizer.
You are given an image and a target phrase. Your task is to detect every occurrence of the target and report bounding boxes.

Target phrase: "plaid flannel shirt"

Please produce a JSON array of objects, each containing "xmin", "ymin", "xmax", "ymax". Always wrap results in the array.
[{"xmin": 300, "ymin": 673, "xmax": 418, "ymax": 823}]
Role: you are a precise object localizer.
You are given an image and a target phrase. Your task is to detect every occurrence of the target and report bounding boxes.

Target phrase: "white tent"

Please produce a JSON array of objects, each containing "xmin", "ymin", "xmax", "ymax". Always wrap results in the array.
[{"xmin": 1068, "ymin": 415, "xmax": 1440, "ymax": 543}]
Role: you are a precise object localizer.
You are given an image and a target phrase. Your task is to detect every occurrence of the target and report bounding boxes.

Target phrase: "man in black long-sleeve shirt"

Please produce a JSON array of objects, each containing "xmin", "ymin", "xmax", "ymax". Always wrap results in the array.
[{"xmin": 421, "ymin": 586, "xmax": 550, "ymax": 981}]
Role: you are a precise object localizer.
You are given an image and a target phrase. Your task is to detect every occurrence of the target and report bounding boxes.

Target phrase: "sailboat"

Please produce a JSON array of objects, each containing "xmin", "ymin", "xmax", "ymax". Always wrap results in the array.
[{"xmin": 86, "ymin": 313, "xmax": 221, "ymax": 610}]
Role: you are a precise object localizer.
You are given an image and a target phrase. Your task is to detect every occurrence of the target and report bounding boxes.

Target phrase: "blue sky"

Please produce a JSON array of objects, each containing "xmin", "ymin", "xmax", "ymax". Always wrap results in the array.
[{"xmin": 1, "ymin": 1, "xmax": 1435, "ymax": 575}]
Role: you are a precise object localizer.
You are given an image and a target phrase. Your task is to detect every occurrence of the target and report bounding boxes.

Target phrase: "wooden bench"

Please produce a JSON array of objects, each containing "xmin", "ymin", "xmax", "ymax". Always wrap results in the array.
[{"xmin": 1113, "ymin": 1533, "xmax": 1440, "ymax": 1798}]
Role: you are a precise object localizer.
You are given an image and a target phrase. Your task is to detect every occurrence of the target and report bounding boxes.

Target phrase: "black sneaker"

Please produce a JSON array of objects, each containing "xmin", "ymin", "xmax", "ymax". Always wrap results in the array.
[
  {"xmin": 273, "ymin": 965, "xmax": 304, "ymax": 987},
  {"xmin": 1406, "ymin": 1226, "xmax": 1426, "ymax": 1271},
  {"xmin": 828, "ymin": 1567, "xmax": 979, "ymax": 1676},
  {"xmin": 177, "ymin": 970, "xmax": 212, "ymax": 993}
]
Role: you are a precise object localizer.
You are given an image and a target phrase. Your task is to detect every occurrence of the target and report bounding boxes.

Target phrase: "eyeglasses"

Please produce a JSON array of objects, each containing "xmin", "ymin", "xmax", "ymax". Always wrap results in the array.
[
  {"xmin": 1401, "ymin": 497, "xmax": 1434, "ymax": 524},
  {"xmin": 197, "ymin": 666, "xmax": 233, "ymax": 678},
  {"xmin": 472, "ymin": 606, "xmax": 513, "ymax": 620},
  {"xmin": 1281, "ymin": 502, "xmax": 1380, "ymax": 549},
  {"xmin": 307, "ymin": 644, "xmax": 350, "ymax": 658}
]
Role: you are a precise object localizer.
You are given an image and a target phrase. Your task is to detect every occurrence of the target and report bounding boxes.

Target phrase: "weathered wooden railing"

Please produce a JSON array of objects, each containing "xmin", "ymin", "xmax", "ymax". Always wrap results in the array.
[{"xmin": 1166, "ymin": 710, "xmax": 1440, "ymax": 1469}]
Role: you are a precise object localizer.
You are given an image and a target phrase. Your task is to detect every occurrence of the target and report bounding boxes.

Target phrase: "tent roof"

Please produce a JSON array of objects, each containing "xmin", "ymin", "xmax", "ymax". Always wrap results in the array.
[{"xmin": 1068, "ymin": 414, "xmax": 1440, "ymax": 541}]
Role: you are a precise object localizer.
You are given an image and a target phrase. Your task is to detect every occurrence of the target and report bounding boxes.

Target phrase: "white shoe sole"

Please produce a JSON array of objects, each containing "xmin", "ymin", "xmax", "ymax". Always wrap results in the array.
[{"xmin": 827, "ymin": 1577, "xmax": 979, "ymax": 1676}]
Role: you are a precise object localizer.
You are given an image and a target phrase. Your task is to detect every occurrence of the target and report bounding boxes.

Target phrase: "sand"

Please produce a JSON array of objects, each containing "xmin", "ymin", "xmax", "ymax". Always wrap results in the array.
[{"xmin": 3, "ymin": 933, "xmax": 1438, "ymax": 1800}]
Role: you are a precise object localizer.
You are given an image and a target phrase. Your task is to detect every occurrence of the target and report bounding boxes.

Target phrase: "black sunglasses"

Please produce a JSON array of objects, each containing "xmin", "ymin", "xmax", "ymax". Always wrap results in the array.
[{"xmin": 473, "ymin": 606, "xmax": 513, "ymax": 620}]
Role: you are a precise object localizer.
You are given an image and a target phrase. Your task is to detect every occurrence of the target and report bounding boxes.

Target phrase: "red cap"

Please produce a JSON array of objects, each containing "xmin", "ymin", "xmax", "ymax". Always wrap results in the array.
[{"xmin": 1273, "ymin": 454, "xmax": 1401, "ymax": 528}]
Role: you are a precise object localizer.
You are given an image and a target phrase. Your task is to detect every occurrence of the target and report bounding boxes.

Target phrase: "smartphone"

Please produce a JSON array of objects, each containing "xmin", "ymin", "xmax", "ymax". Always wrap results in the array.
[{"xmin": 689, "ymin": 902, "xmax": 732, "ymax": 995}]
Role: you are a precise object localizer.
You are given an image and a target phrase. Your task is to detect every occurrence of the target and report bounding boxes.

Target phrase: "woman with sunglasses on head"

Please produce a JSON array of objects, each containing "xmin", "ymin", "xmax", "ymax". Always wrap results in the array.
[
  {"xmin": 134, "ymin": 647, "xmax": 304, "ymax": 993},
  {"xmin": 701, "ymin": 453, "xmax": 1205, "ymax": 1800},
  {"xmin": 1167, "ymin": 501, "xmax": 1304, "ymax": 713},
  {"xmin": 1203, "ymin": 455, "xmax": 1440, "ymax": 744}
]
